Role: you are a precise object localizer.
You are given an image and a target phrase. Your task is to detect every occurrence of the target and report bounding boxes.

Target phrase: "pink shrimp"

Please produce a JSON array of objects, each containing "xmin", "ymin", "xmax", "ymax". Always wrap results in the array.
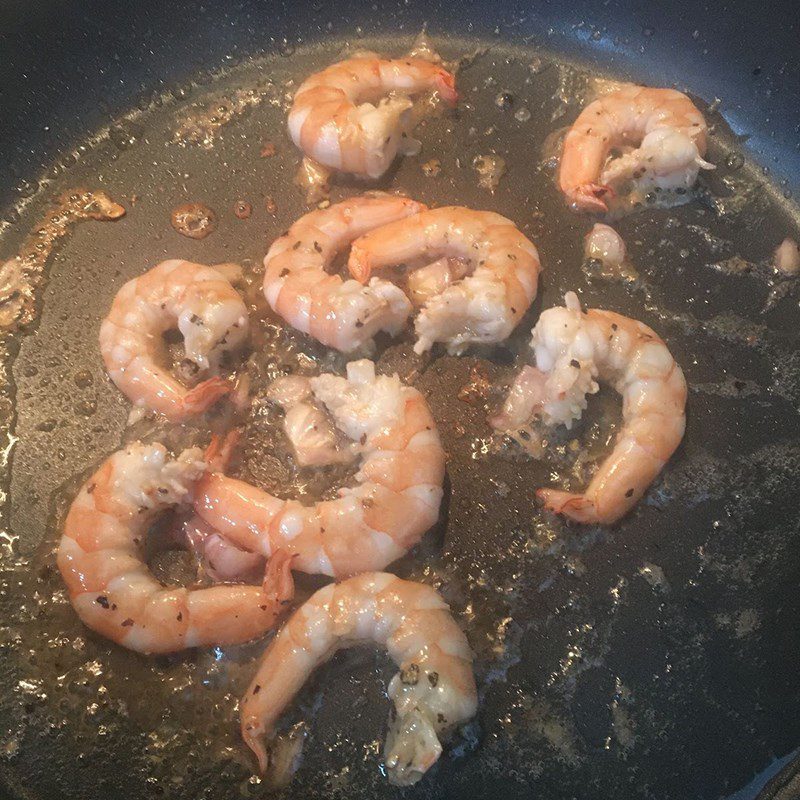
[
  {"xmin": 348, "ymin": 206, "xmax": 542, "ymax": 354},
  {"xmin": 288, "ymin": 54, "xmax": 457, "ymax": 178},
  {"xmin": 263, "ymin": 194, "xmax": 426, "ymax": 352},
  {"xmin": 99, "ymin": 259, "xmax": 248, "ymax": 420},
  {"xmin": 559, "ymin": 85, "xmax": 712, "ymax": 212},
  {"xmin": 492, "ymin": 292, "xmax": 687, "ymax": 524},
  {"xmin": 57, "ymin": 442, "xmax": 293, "ymax": 654},
  {"xmin": 194, "ymin": 360, "xmax": 445, "ymax": 577},
  {"xmin": 240, "ymin": 572, "xmax": 477, "ymax": 786}
]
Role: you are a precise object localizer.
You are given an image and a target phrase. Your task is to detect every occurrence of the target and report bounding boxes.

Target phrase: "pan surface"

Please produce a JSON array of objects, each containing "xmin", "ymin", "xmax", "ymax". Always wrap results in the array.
[{"xmin": 0, "ymin": 4, "xmax": 799, "ymax": 800}]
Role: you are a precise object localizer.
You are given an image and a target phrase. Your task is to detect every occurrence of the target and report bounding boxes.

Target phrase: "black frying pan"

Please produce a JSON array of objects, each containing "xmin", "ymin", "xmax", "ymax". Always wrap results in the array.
[{"xmin": 0, "ymin": 2, "xmax": 798, "ymax": 799}]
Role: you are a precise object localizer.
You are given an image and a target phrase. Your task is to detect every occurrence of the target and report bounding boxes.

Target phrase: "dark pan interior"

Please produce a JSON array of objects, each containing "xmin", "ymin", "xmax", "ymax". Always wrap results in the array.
[{"xmin": 0, "ymin": 3, "xmax": 799, "ymax": 800}]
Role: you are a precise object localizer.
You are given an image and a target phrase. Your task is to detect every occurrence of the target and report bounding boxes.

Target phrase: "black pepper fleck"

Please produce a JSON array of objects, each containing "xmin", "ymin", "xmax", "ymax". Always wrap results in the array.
[{"xmin": 400, "ymin": 664, "xmax": 420, "ymax": 686}]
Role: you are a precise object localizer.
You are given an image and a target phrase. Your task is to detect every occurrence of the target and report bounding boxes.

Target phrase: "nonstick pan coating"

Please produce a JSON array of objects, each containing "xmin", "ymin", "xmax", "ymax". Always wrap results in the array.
[{"xmin": 0, "ymin": 3, "xmax": 799, "ymax": 800}]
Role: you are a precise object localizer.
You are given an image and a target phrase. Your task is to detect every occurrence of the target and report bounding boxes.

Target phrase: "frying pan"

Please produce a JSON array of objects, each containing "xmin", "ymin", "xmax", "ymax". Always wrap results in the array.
[{"xmin": 0, "ymin": 1, "xmax": 799, "ymax": 799}]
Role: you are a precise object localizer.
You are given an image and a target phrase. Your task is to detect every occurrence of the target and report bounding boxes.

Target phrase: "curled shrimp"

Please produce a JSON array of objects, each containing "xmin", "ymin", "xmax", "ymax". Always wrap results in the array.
[
  {"xmin": 348, "ymin": 207, "xmax": 542, "ymax": 354},
  {"xmin": 57, "ymin": 442, "xmax": 293, "ymax": 654},
  {"xmin": 288, "ymin": 54, "xmax": 457, "ymax": 178},
  {"xmin": 559, "ymin": 85, "xmax": 713, "ymax": 213},
  {"xmin": 263, "ymin": 194, "xmax": 425, "ymax": 353},
  {"xmin": 195, "ymin": 360, "xmax": 445, "ymax": 577},
  {"xmin": 491, "ymin": 292, "xmax": 687, "ymax": 524},
  {"xmin": 240, "ymin": 572, "xmax": 477, "ymax": 786},
  {"xmin": 100, "ymin": 259, "xmax": 248, "ymax": 420}
]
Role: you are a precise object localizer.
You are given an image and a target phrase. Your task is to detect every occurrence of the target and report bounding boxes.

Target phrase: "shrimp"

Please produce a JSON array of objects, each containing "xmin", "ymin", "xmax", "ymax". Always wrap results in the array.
[
  {"xmin": 266, "ymin": 375, "xmax": 357, "ymax": 467},
  {"xmin": 491, "ymin": 292, "xmax": 687, "ymax": 523},
  {"xmin": 288, "ymin": 54, "xmax": 457, "ymax": 178},
  {"xmin": 263, "ymin": 194, "xmax": 425, "ymax": 353},
  {"xmin": 99, "ymin": 259, "xmax": 249, "ymax": 421},
  {"xmin": 559, "ymin": 85, "xmax": 713, "ymax": 212},
  {"xmin": 348, "ymin": 207, "xmax": 542, "ymax": 354},
  {"xmin": 57, "ymin": 442, "xmax": 293, "ymax": 654},
  {"xmin": 240, "ymin": 572, "xmax": 477, "ymax": 786},
  {"xmin": 195, "ymin": 360, "xmax": 445, "ymax": 577}
]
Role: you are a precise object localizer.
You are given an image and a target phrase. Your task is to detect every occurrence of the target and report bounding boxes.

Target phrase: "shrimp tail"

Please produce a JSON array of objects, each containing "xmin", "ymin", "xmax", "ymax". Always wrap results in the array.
[
  {"xmin": 536, "ymin": 488, "xmax": 599, "ymax": 524},
  {"xmin": 262, "ymin": 549, "xmax": 295, "ymax": 604},
  {"xmin": 570, "ymin": 183, "xmax": 614, "ymax": 213},
  {"xmin": 347, "ymin": 242, "xmax": 373, "ymax": 284},
  {"xmin": 182, "ymin": 376, "xmax": 230, "ymax": 415},
  {"xmin": 435, "ymin": 69, "xmax": 458, "ymax": 104},
  {"xmin": 243, "ymin": 718, "xmax": 270, "ymax": 773},
  {"xmin": 204, "ymin": 429, "xmax": 241, "ymax": 472}
]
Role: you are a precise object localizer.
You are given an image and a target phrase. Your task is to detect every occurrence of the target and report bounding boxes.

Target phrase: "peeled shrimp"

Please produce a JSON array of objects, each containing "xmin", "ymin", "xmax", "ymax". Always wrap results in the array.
[
  {"xmin": 348, "ymin": 207, "xmax": 542, "ymax": 354},
  {"xmin": 195, "ymin": 360, "xmax": 445, "ymax": 577},
  {"xmin": 266, "ymin": 375, "xmax": 357, "ymax": 467},
  {"xmin": 492, "ymin": 292, "xmax": 687, "ymax": 524},
  {"xmin": 240, "ymin": 572, "xmax": 477, "ymax": 786},
  {"xmin": 288, "ymin": 54, "xmax": 457, "ymax": 178},
  {"xmin": 57, "ymin": 442, "xmax": 293, "ymax": 654},
  {"xmin": 559, "ymin": 85, "xmax": 712, "ymax": 212},
  {"xmin": 100, "ymin": 259, "xmax": 248, "ymax": 420},
  {"xmin": 263, "ymin": 195, "xmax": 424, "ymax": 353}
]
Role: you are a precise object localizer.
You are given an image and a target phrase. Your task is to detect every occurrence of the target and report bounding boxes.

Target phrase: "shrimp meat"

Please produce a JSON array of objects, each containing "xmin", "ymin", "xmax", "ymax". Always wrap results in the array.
[
  {"xmin": 100, "ymin": 259, "xmax": 249, "ymax": 420},
  {"xmin": 240, "ymin": 572, "xmax": 477, "ymax": 786},
  {"xmin": 559, "ymin": 85, "xmax": 713, "ymax": 213},
  {"xmin": 348, "ymin": 206, "xmax": 542, "ymax": 354},
  {"xmin": 195, "ymin": 360, "xmax": 445, "ymax": 577},
  {"xmin": 288, "ymin": 54, "xmax": 457, "ymax": 179},
  {"xmin": 58, "ymin": 442, "xmax": 293, "ymax": 653},
  {"xmin": 263, "ymin": 194, "xmax": 425, "ymax": 353},
  {"xmin": 491, "ymin": 292, "xmax": 687, "ymax": 523}
]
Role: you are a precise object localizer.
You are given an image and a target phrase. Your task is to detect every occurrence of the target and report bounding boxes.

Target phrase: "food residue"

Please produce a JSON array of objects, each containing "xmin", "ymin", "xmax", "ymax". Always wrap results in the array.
[
  {"xmin": 774, "ymin": 238, "xmax": 800, "ymax": 275},
  {"xmin": 473, "ymin": 154, "xmax": 506, "ymax": 192},
  {"xmin": 170, "ymin": 203, "xmax": 218, "ymax": 239},
  {"xmin": 421, "ymin": 158, "xmax": 442, "ymax": 177},
  {"xmin": 265, "ymin": 196, "xmax": 278, "ymax": 215},
  {"xmin": 260, "ymin": 142, "xmax": 277, "ymax": 158},
  {"xmin": 0, "ymin": 189, "xmax": 125, "ymax": 330},
  {"xmin": 294, "ymin": 157, "xmax": 332, "ymax": 205},
  {"xmin": 583, "ymin": 223, "xmax": 639, "ymax": 283},
  {"xmin": 172, "ymin": 85, "xmax": 274, "ymax": 149},
  {"xmin": 234, "ymin": 200, "xmax": 252, "ymax": 220}
]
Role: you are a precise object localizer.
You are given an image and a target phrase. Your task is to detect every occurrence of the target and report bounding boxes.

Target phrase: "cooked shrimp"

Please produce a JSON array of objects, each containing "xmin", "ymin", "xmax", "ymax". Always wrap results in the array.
[
  {"xmin": 266, "ymin": 375, "xmax": 357, "ymax": 467},
  {"xmin": 57, "ymin": 442, "xmax": 293, "ymax": 654},
  {"xmin": 195, "ymin": 360, "xmax": 445, "ymax": 577},
  {"xmin": 559, "ymin": 85, "xmax": 713, "ymax": 212},
  {"xmin": 288, "ymin": 54, "xmax": 457, "ymax": 178},
  {"xmin": 491, "ymin": 292, "xmax": 687, "ymax": 523},
  {"xmin": 99, "ymin": 259, "xmax": 248, "ymax": 421},
  {"xmin": 348, "ymin": 207, "xmax": 541, "ymax": 354},
  {"xmin": 240, "ymin": 572, "xmax": 477, "ymax": 786},
  {"xmin": 263, "ymin": 195, "xmax": 425, "ymax": 352}
]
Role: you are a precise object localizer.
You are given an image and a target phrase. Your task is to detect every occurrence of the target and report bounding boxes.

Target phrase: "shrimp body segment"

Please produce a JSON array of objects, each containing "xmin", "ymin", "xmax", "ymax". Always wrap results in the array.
[
  {"xmin": 195, "ymin": 360, "xmax": 446, "ymax": 577},
  {"xmin": 263, "ymin": 195, "xmax": 425, "ymax": 353},
  {"xmin": 100, "ymin": 259, "xmax": 249, "ymax": 420},
  {"xmin": 288, "ymin": 55, "xmax": 457, "ymax": 178},
  {"xmin": 559, "ymin": 85, "xmax": 712, "ymax": 212},
  {"xmin": 240, "ymin": 572, "xmax": 477, "ymax": 786},
  {"xmin": 57, "ymin": 443, "xmax": 293, "ymax": 654},
  {"xmin": 348, "ymin": 207, "xmax": 542, "ymax": 354},
  {"xmin": 492, "ymin": 292, "xmax": 687, "ymax": 523}
]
